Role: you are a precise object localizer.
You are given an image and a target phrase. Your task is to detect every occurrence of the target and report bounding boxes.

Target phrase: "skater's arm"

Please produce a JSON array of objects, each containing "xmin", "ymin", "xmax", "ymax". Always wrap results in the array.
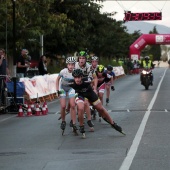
[
  {"xmin": 92, "ymin": 73, "xmax": 98, "ymax": 92},
  {"xmin": 56, "ymin": 75, "xmax": 61, "ymax": 96}
]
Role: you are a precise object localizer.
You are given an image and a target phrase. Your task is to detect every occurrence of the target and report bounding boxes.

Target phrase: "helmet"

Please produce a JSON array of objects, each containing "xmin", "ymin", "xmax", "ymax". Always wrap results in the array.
[
  {"xmin": 86, "ymin": 55, "xmax": 91, "ymax": 63},
  {"xmin": 72, "ymin": 69, "xmax": 83, "ymax": 77},
  {"xmin": 91, "ymin": 56, "xmax": 98, "ymax": 61},
  {"xmin": 66, "ymin": 57, "xmax": 76, "ymax": 64},
  {"xmin": 78, "ymin": 51, "xmax": 88, "ymax": 57},
  {"xmin": 145, "ymin": 56, "xmax": 150, "ymax": 60},
  {"xmin": 107, "ymin": 65, "xmax": 113, "ymax": 71},
  {"xmin": 97, "ymin": 65, "xmax": 105, "ymax": 73}
]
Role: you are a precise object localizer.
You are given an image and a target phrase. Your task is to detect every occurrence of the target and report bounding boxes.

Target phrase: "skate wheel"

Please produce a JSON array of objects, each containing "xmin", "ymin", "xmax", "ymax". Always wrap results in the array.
[
  {"xmin": 121, "ymin": 131, "xmax": 126, "ymax": 136},
  {"xmin": 74, "ymin": 131, "xmax": 79, "ymax": 136},
  {"xmin": 89, "ymin": 127, "xmax": 94, "ymax": 132},
  {"xmin": 72, "ymin": 128, "xmax": 79, "ymax": 136},
  {"xmin": 82, "ymin": 133, "xmax": 86, "ymax": 139}
]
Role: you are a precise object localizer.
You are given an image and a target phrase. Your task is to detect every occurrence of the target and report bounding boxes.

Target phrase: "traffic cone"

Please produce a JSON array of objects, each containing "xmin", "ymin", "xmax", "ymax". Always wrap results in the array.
[
  {"xmin": 24, "ymin": 101, "xmax": 28, "ymax": 110},
  {"xmin": 30, "ymin": 101, "xmax": 35, "ymax": 114},
  {"xmin": 44, "ymin": 101, "xmax": 48, "ymax": 114},
  {"xmin": 35, "ymin": 104, "xmax": 40, "ymax": 116},
  {"xmin": 18, "ymin": 105, "xmax": 24, "ymax": 117},
  {"xmin": 30, "ymin": 101, "xmax": 35, "ymax": 110},
  {"xmin": 26, "ymin": 105, "xmax": 32, "ymax": 116},
  {"xmin": 42, "ymin": 103, "xmax": 47, "ymax": 115}
]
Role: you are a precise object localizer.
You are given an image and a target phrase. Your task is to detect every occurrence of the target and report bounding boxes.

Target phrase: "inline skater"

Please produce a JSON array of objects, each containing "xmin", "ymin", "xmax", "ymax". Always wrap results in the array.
[
  {"xmin": 88, "ymin": 55, "xmax": 99, "ymax": 120},
  {"xmin": 95, "ymin": 65, "xmax": 112, "ymax": 121},
  {"xmin": 69, "ymin": 69, "xmax": 125, "ymax": 138},
  {"xmin": 104, "ymin": 65, "xmax": 115, "ymax": 105},
  {"xmin": 74, "ymin": 51, "xmax": 98, "ymax": 131},
  {"xmin": 95, "ymin": 65, "xmax": 112, "ymax": 104},
  {"xmin": 56, "ymin": 56, "xmax": 78, "ymax": 135},
  {"xmin": 90, "ymin": 55, "xmax": 99, "ymax": 73}
]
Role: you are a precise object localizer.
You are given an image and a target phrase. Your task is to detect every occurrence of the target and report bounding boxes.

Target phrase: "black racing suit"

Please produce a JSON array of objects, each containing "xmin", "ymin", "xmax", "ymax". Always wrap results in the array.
[{"xmin": 69, "ymin": 77, "xmax": 99, "ymax": 104}]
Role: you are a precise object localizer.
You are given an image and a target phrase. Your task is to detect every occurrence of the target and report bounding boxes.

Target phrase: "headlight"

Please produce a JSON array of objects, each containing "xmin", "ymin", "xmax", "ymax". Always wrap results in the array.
[{"xmin": 142, "ymin": 70, "xmax": 147, "ymax": 74}]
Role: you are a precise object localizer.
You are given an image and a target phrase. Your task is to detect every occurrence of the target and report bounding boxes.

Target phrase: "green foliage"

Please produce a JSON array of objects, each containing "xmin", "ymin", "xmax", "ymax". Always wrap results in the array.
[
  {"xmin": 99, "ymin": 58, "xmax": 123, "ymax": 67},
  {"xmin": 0, "ymin": 0, "xmax": 144, "ymax": 67},
  {"xmin": 148, "ymin": 26, "xmax": 161, "ymax": 61}
]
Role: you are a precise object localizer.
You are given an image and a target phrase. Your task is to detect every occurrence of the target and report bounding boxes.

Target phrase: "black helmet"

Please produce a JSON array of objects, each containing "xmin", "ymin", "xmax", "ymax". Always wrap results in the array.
[
  {"xmin": 107, "ymin": 65, "xmax": 113, "ymax": 71},
  {"xmin": 72, "ymin": 69, "xmax": 83, "ymax": 77},
  {"xmin": 97, "ymin": 65, "xmax": 105, "ymax": 73}
]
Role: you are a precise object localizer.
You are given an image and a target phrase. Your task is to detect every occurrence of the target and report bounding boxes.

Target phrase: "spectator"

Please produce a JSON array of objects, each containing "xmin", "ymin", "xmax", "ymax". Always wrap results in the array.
[
  {"xmin": 127, "ymin": 58, "xmax": 134, "ymax": 75},
  {"xmin": 38, "ymin": 55, "xmax": 48, "ymax": 75},
  {"xmin": 133, "ymin": 60, "xmax": 140, "ymax": 74},
  {"xmin": 16, "ymin": 49, "xmax": 30, "ymax": 78},
  {"xmin": 0, "ymin": 48, "xmax": 10, "ymax": 105}
]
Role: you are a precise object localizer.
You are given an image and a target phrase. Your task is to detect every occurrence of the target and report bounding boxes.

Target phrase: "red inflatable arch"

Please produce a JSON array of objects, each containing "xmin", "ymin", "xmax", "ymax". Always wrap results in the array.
[{"xmin": 129, "ymin": 34, "xmax": 170, "ymax": 60}]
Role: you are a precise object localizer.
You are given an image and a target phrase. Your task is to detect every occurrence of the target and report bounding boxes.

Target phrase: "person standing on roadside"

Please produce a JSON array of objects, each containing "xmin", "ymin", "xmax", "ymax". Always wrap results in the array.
[
  {"xmin": 0, "ymin": 48, "xmax": 10, "ymax": 106},
  {"xmin": 38, "ymin": 55, "xmax": 48, "ymax": 75},
  {"xmin": 16, "ymin": 49, "xmax": 30, "ymax": 78}
]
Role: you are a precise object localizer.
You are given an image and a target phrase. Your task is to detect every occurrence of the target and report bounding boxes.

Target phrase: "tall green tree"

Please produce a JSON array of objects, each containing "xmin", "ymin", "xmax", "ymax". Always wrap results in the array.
[{"xmin": 148, "ymin": 26, "xmax": 161, "ymax": 61}]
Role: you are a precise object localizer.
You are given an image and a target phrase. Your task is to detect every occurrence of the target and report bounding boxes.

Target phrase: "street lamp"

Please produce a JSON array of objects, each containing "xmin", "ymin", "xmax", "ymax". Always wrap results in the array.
[
  {"xmin": 12, "ymin": 0, "xmax": 16, "ymax": 68},
  {"xmin": 12, "ymin": 0, "xmax": 17, "ymax": 106}
]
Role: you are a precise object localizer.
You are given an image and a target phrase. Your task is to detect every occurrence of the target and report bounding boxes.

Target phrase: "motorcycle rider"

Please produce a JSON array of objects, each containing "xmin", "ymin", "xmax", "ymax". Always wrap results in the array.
[{"xmin": 140, "ymin": 56, "xmax": 154, "ymax": 86}]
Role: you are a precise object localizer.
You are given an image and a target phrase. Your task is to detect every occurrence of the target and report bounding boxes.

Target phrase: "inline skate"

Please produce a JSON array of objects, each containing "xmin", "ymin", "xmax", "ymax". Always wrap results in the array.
[
  {"xmin": 79, "ymin": 125, "xmax": 86, "ymax": 138},
  {"xmin": 87, "ymin": 120, "xmax": 94, "ymax": 132},
  {"xmin": 60, "ymin": 121, "xmax": 66, "ymax": 135}
]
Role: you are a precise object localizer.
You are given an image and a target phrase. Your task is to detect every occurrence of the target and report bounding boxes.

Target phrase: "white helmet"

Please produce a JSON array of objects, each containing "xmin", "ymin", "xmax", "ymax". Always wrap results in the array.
[
  {"xmin": 145, "ymin": 56, "xmax": 150, "ymax": 60},
  {"xmin": 66, "ymin": 57, "xmax": 76, "ymax": 64},
  {"xmin": 91, "ymin": 56, "xmax": 98, "ymax": 61}
]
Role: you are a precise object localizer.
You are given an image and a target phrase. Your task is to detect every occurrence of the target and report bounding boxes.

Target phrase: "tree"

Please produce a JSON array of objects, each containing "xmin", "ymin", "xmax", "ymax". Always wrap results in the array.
[{"xmin": 148, "ymin": 26, "xmax": 161, "ymax": 61}]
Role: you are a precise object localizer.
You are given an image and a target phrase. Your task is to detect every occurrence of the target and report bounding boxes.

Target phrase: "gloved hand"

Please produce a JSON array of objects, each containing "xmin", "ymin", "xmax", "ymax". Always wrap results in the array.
[
  {"xmin": 111, "ymin": 86, "xmax": 115, "ymax": 91},
  {"xmin": 56, "ymin": 90, "xmax": 60, "ymax": 97}
]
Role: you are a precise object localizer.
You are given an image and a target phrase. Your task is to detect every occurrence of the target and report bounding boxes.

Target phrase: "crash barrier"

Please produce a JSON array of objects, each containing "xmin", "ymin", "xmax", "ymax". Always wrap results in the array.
[
  {"xmin": 19, "ymin": 74, "xmax": 59, "ymax": 102},
  {"xmin": 113, "ymin": 66, "xmax": 125, "ymax": 78},
  {"xmin": 19, "ymin": 66, "xmax": 125, "ymax": 102}
]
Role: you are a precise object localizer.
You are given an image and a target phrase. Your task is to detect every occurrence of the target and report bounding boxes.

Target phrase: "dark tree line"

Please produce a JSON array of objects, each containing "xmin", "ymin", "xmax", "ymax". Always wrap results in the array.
[{"xmin": 0, "ymin": 0, "xmax": 160, "ymax": 66}]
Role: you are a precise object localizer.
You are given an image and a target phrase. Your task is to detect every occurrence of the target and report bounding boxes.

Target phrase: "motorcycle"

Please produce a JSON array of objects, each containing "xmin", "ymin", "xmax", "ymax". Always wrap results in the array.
[{"xmin": 140, "ymin": 69, "xmax": 153, "ymax": 90}]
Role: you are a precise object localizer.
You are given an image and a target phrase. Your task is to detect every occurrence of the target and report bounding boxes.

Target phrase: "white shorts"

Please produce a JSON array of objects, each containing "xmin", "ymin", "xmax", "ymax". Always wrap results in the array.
[{"xmin": 60, "ymin": 88, "xmax": 75, "ymax": 98}]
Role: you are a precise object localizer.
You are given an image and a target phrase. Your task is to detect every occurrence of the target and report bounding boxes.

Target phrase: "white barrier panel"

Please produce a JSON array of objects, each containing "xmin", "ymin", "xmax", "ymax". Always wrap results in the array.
[
  {"xmin": 20, "ymin": 66, "xmax": 125, "ymax": 100},
  {"xmin": 20, "ymin": 74, "xmax": 59, "ymax": 100}
]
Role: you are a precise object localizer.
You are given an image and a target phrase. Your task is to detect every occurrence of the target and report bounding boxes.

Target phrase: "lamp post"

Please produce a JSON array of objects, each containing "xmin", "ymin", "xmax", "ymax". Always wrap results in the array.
[
  {"xmin": 12, "ymin": 0, "xmax": 17, "ymax": 106},
  {"xmin": 12, "ymin": 0, "xmax": 16, "ymax": 68}
]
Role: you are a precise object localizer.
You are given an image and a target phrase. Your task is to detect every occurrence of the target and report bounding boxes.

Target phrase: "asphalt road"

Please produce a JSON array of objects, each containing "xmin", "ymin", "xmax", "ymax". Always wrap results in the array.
[{"xmin": 0, "ymin": 66, "xmax": 170, "ymax": 170}]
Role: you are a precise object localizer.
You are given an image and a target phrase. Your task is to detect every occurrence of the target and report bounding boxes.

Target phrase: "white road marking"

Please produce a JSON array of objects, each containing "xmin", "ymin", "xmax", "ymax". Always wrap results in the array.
[
  {"xmin": 119, "ymin": 69, "xmax": 167, "ymax": 170},
  {"xmin": 0, "ymin": 115, "xmax": 16, "ymax": 123},
  {"xmin": 55, "ymin": 111, "xmax": 60, "ymax": 114},
  {"xmin": 165, "ymin": 109, "xmax": 168, "ymax": 112}
]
